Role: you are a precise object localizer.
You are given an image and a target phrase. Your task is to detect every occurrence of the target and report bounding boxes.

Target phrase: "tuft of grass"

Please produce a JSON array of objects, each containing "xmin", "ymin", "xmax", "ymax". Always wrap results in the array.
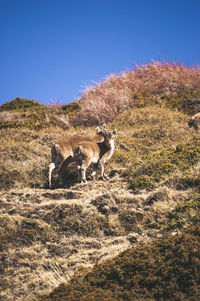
[
  {"xmin": 0, "ymin": 213, "xmax": 53, "ymax": 251},
  {"xmin": 0, "ymin": 128, "xmax": 54, "ymax": 189},
  {"xmin": 44, "ymin": 203, "xmax": 110, "ymax": 236}
]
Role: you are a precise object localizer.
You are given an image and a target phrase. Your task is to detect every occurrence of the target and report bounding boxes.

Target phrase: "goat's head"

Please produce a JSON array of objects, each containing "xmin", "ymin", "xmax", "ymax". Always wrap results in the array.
[
  {"xmin": 102, "ymin": 129, "xmax": 117, "ymax": 148},
  {"xmin": 94, "ymin": 124, "xmax": 109, "ymax": 143},
  {"xmin": 96, "ymin": 124, "xmax": 107, "ymax": 134}
]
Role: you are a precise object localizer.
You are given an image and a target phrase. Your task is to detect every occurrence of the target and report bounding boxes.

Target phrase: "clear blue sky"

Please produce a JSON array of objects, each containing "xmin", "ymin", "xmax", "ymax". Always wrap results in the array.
[{"xmin": 1, "ymin": 0, "xmax": 200, "ymax": 106}]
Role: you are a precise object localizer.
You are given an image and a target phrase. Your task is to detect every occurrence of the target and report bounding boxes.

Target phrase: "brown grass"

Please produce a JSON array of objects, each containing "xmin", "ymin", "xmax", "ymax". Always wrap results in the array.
[
  {"xmin": 1, "ymin": 64, "xmax": 200, "ymax": 300},
  {"xmin": 0, "ymin": 102, "xmax": 199, "ymax": 300},
  {"xmin": 78, "ymin": 61, "xmax": 200, "ymax": 125}
]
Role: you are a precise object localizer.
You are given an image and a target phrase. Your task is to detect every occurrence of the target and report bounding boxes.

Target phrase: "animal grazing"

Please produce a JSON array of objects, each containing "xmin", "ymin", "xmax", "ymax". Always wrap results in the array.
[
  {"xmin": 49, "ymin": 125, "xmax": 108, "ymax": 188},
  {"xmin": 74, "ymin": 129, "xmax": 117, "ymax": 183},
  {"xmin": 188, "ymin": 112, "xmax": 200, "ymax": 132}
]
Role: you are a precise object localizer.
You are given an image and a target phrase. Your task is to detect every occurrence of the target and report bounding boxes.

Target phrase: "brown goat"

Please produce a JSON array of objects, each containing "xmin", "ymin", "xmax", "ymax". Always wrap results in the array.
[
  {"xmin": 74, "ymin": 129, "xmax": 117, "ymax": 183},
  {"xmin": 188, "ymin": 112, "xmax": 200, "ymax": 132},
  {"xmin": 49, "ymin": 125, "xmax": 107, "ymax": 187}
]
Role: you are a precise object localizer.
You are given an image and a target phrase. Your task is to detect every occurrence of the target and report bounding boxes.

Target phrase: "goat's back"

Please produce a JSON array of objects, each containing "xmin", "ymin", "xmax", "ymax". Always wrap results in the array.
[
  {"xmin": 54, "ymin": 134, "xmax": 104, "ymax": 150},
  {"xmin": 74, "ymin": 141, "xmax": 100, "ymax": 162}
]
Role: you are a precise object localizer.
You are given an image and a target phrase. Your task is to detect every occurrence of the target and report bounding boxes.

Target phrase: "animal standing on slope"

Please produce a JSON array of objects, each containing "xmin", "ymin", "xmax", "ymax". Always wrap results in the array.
[
  {"xmin": 49, "ymin": 125, "xmax": 108, "ymax": 188},
  {"xmin": 188, "ymin": 112, "xmax": 200, "ymax": 133},
  {"xmin": 74, "ymin": 129, "xmax": 117, "ymax": 183}
]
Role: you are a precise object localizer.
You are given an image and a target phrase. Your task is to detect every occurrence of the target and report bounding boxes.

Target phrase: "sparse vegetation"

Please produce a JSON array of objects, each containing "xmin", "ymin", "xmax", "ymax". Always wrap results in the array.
[{"xmin": 1, "ymin": 62, "xmax": 200, "ymax": 300}]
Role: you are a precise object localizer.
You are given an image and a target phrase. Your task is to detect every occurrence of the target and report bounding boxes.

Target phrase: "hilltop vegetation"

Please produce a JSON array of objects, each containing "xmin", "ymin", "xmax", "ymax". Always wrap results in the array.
[
  {"xmin": 1, "ymin": 62, "xmax": 200, "ymax": 130},
  {"xmin": 1, "ymin": 62, "xmax": 200, "ymax": 300},
  {"xmin": 78, "ymin": 61, "xmax": 200, "ymax": 125},
  {"xmin": 0, "ymin": 97, "xmax": 79, "ymax": 130}
]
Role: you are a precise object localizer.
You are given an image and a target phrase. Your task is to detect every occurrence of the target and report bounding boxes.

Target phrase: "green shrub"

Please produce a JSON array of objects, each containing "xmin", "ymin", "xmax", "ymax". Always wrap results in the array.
[
  {"xmin": 126, "ymin": 139, "xmax": 200, "ymax": 192},
  {"xmin": 164, "ymin": 89, "xmax": 200, "ymax": 115},
  {"xmin": 164, "ymin": 195, "xmax": 200, "ymax": 230},
  {"xmin": 133, "ymin": 92, "xmax": 160, "ymax": 108},
  {"xmin": 61, "ymin": 101, "xmax": 80, "ymax": 114},
  {"xmin": 131, "ymin": 89, "xmax": 200, "ymax": 116}
]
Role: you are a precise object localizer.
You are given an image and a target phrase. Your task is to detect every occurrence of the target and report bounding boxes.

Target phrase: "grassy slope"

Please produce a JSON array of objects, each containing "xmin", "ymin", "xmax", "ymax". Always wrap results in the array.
[
  {"xmin": 1, "ymin": 65, "xmax": 200, "ymax": 299},
  {"xmin": 42, "ymin": 224, "xmax": 200, "ymax": 301},
  {"xmin": 40, "ymin": 90, "xmax": 200, "ymax": 300},
  {"xmin": 0, "ymin": 97, "xmax": 79, "ymax": 130}
]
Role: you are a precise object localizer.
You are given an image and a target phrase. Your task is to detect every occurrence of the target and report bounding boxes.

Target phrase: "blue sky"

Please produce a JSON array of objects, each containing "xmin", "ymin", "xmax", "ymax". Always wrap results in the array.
[{"xmin": 0, "ymin": 0, "xmax": 200, "ymax": 106}]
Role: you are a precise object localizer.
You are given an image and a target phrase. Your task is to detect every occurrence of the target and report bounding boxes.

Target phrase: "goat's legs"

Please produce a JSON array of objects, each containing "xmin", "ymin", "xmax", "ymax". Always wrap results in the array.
[
  {"xmin": 99, "ymin": 160, "xmax": 109, "ymax": 180},
  {"xmin": 90, "ymin": 163, "xmax": 99, "ymax": 180},
  {"xmin": 49, "ymin": 163, "xmax": 56, "ymax": 188},
  {"xmin": 80, "ymin": 159, "xmax": 92, "ymax": 183},
  {"xmin": 81, "ymin": 168, "xmax": 87, "ymax": 183}
]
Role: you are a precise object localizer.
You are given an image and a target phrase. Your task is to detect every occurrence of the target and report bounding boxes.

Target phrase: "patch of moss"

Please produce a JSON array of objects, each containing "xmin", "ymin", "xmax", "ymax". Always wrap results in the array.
[{"xmin": 128, "ymin": 175, "xmax": 155, "ymax": 191}]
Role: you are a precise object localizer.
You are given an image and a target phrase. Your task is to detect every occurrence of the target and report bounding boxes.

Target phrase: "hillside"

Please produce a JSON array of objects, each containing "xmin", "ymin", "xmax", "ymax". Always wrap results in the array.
[
  {"xmin": 42, "ymin": 223, "xmax": 200, "ymax": 301},
  {"xmin": 1, "ymin": 62, "xmax": 200, "ymax": 300},
  {"xmin": 0, "ymin": 97, "xmax": 79, "ymax": 130}
]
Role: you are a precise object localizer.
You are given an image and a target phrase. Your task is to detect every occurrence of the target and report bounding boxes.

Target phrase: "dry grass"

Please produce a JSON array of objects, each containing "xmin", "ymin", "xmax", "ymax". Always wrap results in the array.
[
  {"xmin": 0, "ymin": 183, "xmax": 137, "ymax": 300},
  {"xmin": 0, "ymin": 126, "xmax": 98, "ymax": 190},
  {"xmin": 42, "ymin": 223, "xmax": 200, "ymax": 301},
  {"xmin": 78, "ymin": 61, "xmax": 200, "ymax": 125},
  {"xmin": 1, "ymin": 68, "xmax": 200, "ymax": 299},
  {"xmin": 1, "ymin": 172, "xmax": 199, "ymax": 300}
]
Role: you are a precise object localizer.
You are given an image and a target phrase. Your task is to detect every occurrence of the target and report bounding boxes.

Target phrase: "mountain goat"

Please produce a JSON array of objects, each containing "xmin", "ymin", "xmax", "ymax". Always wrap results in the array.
[
  {"xmin": 188, "ymin": 112, "xmax": 200, "ymax": 132},
  {"xmin": 74, "ymin": 129, "xmax": 117, "ymax": 183},
  {"xmin": 49, "ymin": 125, "xmax": 108, "ymax": 187}
]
